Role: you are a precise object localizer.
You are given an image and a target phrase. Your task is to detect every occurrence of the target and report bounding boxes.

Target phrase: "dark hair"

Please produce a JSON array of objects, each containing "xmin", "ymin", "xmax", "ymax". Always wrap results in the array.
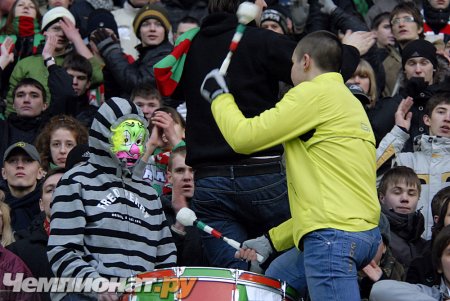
[
  {"xmin": 426, "ymin": 92, "xmax": 450, "ymax": 116},
  {"xmin": 178, "ymin": 16, "xmax": 200, "ymax": 26},
  {"xmin": 168, "ymin": 145, "xmax": 186, "ymax": 171},
  {"xmin": 371, "ymin": 12, "xmax": 390, "ymax": 30},
  {"xmin": 35, "ymin": 114, "xmax": 89, "ymax": 171},
  {"xmin": 0, "ymin": 0, "xmax": 42, "ymax": 34},
  {"xmin": 294, "ymin": 30, "xmax": 342, "ymax": 73},
  {"xmin": 432, "ymin": 186, "xmax": 450, "ymax": 218},
  {"xmin": 154, "ymin": 106, "xmax": 186, "ymax": 128},
  {"xmin": 62, "ymin": 53, "xmax": 93, "ymax": 80},
  {"xmin": 208, "ymin": 0, "xmax": 241, "ymax": 14},
  {"xmin": 13, "ymin": 77, "xmax": 47, "ymax": 102},
  {"xmin": 431, "ymin": 195, "xmax": 450, "ymax": 239},
  {"xmin": 130, "ymin": 84, "xmax": 162, "ymax": 103},
  {"xmin": 390, "ymin": 2, "xmax": 424, "ymax": 39},
  {"xmin": 432, "ymin": 225, "xmax": 450, "ymax": 273},
  {"xmin": 378, "ymin": 166, "xmax": 422, "ymax": 197},
  {"xmin": 40, "ymin": 167, "xmax": 66, "ymax": 196}
]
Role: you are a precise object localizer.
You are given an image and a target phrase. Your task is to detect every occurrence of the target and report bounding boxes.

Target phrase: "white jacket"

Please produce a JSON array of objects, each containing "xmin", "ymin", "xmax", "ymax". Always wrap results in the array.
[
  {"xmin": 112, "ymin": 2, "xmax": 140, "ymax": 59},
  {"xmin": 377, "ymin": 125, "xmax": 450, "ymax": 240}
]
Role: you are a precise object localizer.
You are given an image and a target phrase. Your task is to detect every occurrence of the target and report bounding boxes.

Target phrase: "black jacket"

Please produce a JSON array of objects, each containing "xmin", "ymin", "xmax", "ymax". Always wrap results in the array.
[
  {"xmin": 160, "ymin": 194, "xmax": 209, "ymax": 267},
  {"xmin": 383, "ymin": 207, "xmax": 428, "ymax": 269},
  {"xmin": 47, "ymin": 64, "xmax": 97, "ymax": 127},
  {"xmin": 100, "ymin": 40, "xmax": 173, "ymax": 98},
  {"xmin": 7, "ymin": 213, "xmax": 52, "ymax": 301},
  {"xmin": 423, "ymin": 0, "xmax": 450, "ymax": 44},
  {"xmin": 176, "ymin": 12, "xmax": 296, "ymax": 167}
]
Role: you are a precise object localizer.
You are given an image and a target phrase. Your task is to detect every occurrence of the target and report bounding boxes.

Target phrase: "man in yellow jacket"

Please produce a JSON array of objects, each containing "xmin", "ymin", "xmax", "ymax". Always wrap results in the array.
[{"xmin": 200, "ymin": 30, "xmax": 381, "ymax": 301}]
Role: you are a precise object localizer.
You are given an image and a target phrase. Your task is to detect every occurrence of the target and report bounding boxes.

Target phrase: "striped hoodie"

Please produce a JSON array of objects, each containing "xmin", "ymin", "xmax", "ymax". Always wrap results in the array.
[{"xmin": 47, "ymin": 97, "xmax": 177, "ymax": 299}]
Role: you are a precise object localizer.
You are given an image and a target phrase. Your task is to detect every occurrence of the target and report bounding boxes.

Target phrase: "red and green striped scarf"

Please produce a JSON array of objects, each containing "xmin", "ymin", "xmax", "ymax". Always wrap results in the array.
[
  {"xmin": 0, "ymin": 16, "xmax": 45, "ymax": 58},
  {"xmin": 154, "ymin": 27, "xmax": 200, "ymax": 97}
]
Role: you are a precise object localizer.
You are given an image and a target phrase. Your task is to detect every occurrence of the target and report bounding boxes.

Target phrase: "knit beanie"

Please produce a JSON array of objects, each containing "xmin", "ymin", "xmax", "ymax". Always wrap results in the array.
[
  {"xmin": 260, "ymin": 8, "xmax": 288, "ymax": 34},
  {"xmin": 41, "ymin": 7, "xmax": 76, "ymax": 31},
  {"xmin": 133, "ymin": 4, "xmax": 171, "ymax": 38},
  {"xmin": 86, "ymin": 9, "xmax": 119, "ymax": 38},
  {"xmin": 401, "ymin": 39, "xmax": 438, "ymax": 69}
]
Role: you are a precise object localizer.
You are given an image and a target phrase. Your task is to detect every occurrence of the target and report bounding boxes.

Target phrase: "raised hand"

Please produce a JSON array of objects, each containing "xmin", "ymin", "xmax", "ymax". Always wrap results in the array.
[
  {"xmin": 42, "ymin": 32, "xmax": 58, "ymax": 60},
  {"xmin": 341, "ymin": 30, "xmax": 376, "ymax": 56},
  {"xmin": 0, "ymin": 37, "xmax": 15, "ymax": 70},
  {"xmin": 318, "ymin": 0, "xmax": 337, "ymax": 14},
  {"xmin": 200, "ymin": 69, "xmax": 230, "ymax": 103},
  {"xmin": 394, "ymin": 97, "xmax": 414, "ymax": 131},
  {"xmin": 151, "ymin": 111, "xmax": 183, "ymax": 148}
]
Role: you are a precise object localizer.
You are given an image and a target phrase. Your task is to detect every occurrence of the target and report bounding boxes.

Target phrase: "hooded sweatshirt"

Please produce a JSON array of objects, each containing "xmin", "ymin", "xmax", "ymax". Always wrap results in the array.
[{"xmin": 47, "ymin": 97, "xmax": 177, "ymax": 300}]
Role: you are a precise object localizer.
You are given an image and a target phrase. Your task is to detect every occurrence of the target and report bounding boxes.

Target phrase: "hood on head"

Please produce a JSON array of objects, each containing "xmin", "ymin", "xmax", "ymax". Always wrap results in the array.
[{"xmin": 89, "ymin": 97, "xmax": 149, "ymax": 172}]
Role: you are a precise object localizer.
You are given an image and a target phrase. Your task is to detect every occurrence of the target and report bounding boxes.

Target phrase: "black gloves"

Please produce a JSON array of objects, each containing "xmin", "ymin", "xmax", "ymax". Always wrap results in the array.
[
  {"xmin": 200, "ymin": 69, "xmax": 230, "ymax": 103},
  {"xmin": 90, "ymin": 28, "xmax": 120, "ymax": 55},
  {"xmin": 405, "ymin": 77, "xmax": 430, "ymax": 100}
]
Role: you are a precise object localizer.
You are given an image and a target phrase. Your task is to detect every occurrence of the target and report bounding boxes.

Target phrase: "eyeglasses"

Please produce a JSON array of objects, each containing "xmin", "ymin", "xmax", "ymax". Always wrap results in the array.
[{"xmin": 391, "ymin": 16, "xmax": 415, "ymax": 25}]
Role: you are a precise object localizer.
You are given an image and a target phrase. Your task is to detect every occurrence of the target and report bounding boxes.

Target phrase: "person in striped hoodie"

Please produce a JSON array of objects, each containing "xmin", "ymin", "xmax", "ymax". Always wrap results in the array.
[{"xmin": 47, "ymin": 97, "xmax": 177, "ymax": 301}]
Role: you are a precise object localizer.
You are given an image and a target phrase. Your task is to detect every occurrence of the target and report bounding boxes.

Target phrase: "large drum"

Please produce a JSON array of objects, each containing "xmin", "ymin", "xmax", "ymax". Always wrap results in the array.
[{"xmin": 120, "ymin": 267, "xmax": 299, "ymax": 301}]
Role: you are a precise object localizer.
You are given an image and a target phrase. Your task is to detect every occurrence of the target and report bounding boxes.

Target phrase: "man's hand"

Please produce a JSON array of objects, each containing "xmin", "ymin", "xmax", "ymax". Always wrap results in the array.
[
  {"xmin": 59, "ymin": 17, "xmax": 81, "ymax": 43},
  {"xmin": 237, "ymin": 234, "xmax": 274, "ymax": 263},
  {"xmin": 361, "ymin": 260, "xmax": 383, "ymax": 282},
  {"xmin": 42, "ymin": 32, "xmax": 58, "ymax": 61},
  {"xmin": 0, "ymin": 37, "xmax": 14, "ymax": 70},
  {"xmin": 318, "ymin": 0, "xmax": 337, "ymax": 14},
  {"xmin": 341, "ymin": 30, "xmax": 376, "ymax": 56},
  {"xmin": 394, "ymin": 97, "xmax": 413, "ymax": 131},
  {"xmin": 200, "ymin": 69, "xmax": 229, "ymax": 103},
  {"xmin": 151, "ymin": 111, "xmax": 183, "ymax": 147},
  {"xmin": 90, "ymin": 28, "xmax": 119, "ymax": 55}
]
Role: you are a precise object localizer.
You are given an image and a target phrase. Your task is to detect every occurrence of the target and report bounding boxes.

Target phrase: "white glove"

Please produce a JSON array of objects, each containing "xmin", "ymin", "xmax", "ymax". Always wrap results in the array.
[
  {"xmin": 318, "ymin": 0, "xmax": 337, "ymax": 15},
  {"xmin": 242, "ymin": 234, "xmax": 274, "ymax": 263}
]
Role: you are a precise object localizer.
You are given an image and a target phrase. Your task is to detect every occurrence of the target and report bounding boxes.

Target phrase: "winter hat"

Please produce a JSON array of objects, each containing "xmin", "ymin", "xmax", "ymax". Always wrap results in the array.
[
  {"xmin": 3, "ymin": 142, "xmax": 41, "ymax": 164},
  {"xmin": 87, "ymin": 9, "xmax": 119, "ymax": 38},
  {"xmin": 401, "ymin": 39, "xmax": 438, "ymax": 69},
  {"xmin": 346, "ymin": 83, "xmax": 370, "ymax": 105},
  {"xmin": 133, "ymin": 4, "xmax": 171, "ymax": 38},
  {"xmin": 260, "ymin": 8, "xmax": 288, "ymax": 34},
  {"xmin": 41, "ymin": 7, "xmax": 76, "ymax": 31}
]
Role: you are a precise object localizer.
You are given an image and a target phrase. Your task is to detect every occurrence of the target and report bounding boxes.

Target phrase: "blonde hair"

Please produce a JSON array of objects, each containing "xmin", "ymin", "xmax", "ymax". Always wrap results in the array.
[
  {"xmin": 353, "ymin": 59, "xmax": 378, "ymax": 108},
  {"xmin": 0, "ymin": 201, "xmax": 15, "ymax": 247}
]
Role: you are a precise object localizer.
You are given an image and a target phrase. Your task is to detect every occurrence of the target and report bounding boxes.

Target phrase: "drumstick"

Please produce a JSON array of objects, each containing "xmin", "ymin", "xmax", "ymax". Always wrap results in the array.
[
  {"xmin": 176, "ymin": 207, "xmax": 265, "ymax": 263},
  {"xmin": 219, "ymin": 2, "xmax": 260, "ymax": 75}
]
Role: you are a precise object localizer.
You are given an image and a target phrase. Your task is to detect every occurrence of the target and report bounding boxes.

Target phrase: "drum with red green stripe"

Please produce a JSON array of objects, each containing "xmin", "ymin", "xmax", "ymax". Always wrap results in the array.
[{"xmin": 119, "ymin": 267, "xmax": 299, "ymax": 301}]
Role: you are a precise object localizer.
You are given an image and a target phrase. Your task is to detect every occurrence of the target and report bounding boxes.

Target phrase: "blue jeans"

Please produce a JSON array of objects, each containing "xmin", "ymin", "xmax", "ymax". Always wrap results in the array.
[
  {"xmin": 266, "ymin": 228, "xmax": 381, "ymax": 301},
  {"xmin": 192, "ymin": 171, "xmax": 290, "ymax": 269}
]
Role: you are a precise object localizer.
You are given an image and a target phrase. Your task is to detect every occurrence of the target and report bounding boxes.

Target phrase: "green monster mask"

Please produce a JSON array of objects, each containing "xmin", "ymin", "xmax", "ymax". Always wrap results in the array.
[{"xmin": 111, "ymin": 119, "xmax": 147, "ymax": 167}]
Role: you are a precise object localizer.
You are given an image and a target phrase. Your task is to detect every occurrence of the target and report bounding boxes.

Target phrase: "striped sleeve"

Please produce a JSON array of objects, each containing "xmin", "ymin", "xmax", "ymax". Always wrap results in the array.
[{"xmin": 47, "ymin": 177, "xmax": 101, "ymax": 280}]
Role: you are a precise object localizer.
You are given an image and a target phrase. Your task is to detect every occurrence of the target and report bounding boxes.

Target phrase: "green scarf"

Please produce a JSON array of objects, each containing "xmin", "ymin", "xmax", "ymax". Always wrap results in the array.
[
  {"xmin": 154, "ymin": 27, "xmax": 200, "ymax": 97},
  {"xmin": 0, "ymin": 16, "xmax": 44, "ymax": 59}
]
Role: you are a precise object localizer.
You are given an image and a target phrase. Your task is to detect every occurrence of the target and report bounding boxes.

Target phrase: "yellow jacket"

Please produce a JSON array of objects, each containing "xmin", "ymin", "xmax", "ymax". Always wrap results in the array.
[{"xmin": 211, "ymin": 72, "xmax": 380, "ymax": 251}]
